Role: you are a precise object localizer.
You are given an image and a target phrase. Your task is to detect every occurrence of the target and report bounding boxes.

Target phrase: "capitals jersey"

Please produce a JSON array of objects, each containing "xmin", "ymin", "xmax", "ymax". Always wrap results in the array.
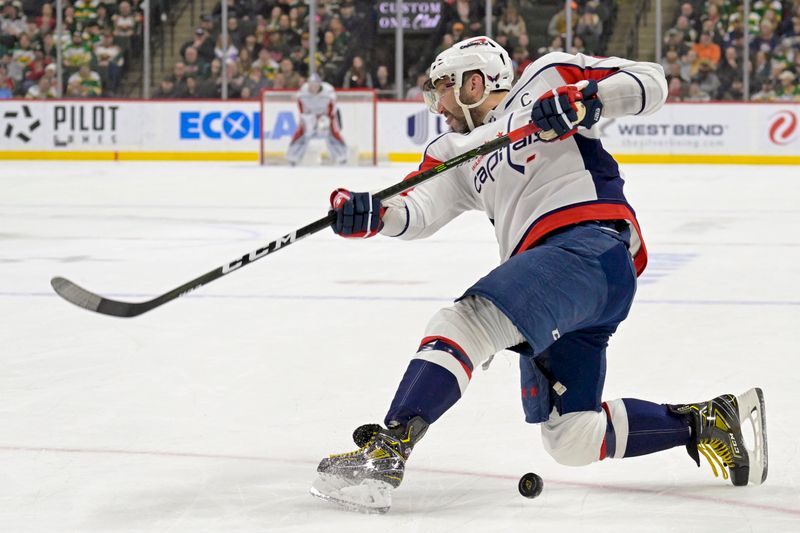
[
  {"xmin": 296, "ymin": 81, "xmax": 337, "ymax": 118},
  {"xmin": 380, "ymin": 52, "xmax": 667, "ymax": 275}
]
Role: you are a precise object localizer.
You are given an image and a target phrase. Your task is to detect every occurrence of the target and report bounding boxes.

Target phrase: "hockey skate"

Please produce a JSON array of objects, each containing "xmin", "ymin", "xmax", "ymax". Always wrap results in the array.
[
  {"xmin": 310, "ymin": 416, "xmax": 428, "ymax": 514},
  {"xmin": 669, "ymin": 388, "xmax": 767, "ymax": 486}
]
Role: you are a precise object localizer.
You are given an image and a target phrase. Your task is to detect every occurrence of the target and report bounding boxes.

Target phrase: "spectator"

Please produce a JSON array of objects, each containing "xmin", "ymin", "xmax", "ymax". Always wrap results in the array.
[
  {"xmin": 539, "ymin": 34, "xmax": 564, "ymax": 56},
  {"xmin": 278, "ymin": 57, "xmax": 302, "ymax": 89},
  {"xmin": 25, "ymin": 72, "xmax": 56, "ymax": 98},
  {"xmin": 0, "ymin": 64, "xmax": 15, "ymax": 98},
  {"xmin": 751, "ymin": 49, "xmax": 772, "ymax": 88},
  {"xmin": 112, "ymin": 1, "xmax": 137, "ymax": 40},
  {"xmin": 237, "ymin": 47, "xmax": 254, "ymax": 79},
  {"xmin": 226, "ymin": 16, "xmax": 245, "ymax": 48},
  {"xmin": 405, "ymin": 72, "xmax": 427, "ymax": 101},
  {"xmin": 674, "ymin": 2, "xmax": 700, "ymax": 35},
  {"xmin": 242, "ymin": 66, "xmax": 269, "ymax": 96},
  {"xmin": 215, "ymin": 33, "xmax": 239, "ymax": 63},
  {"xmin": 497, "ymin": 4, "xmax": 527, "ymax": 47},
  {"xmin": 661, "ymin": 48, "xmax": 682, "ymax": 74},
  {"xmin": 434, "ymin": 33, "xmax": 455, "ymax": 57},
  {"xmin": 266, "ymin": 5, "xmax": 282, "ymax": 32},
  {"xmin": 182, "ymin": 27, "xmax": 215, "ymax": 64},
  {"xmin": 67, "ymin": 64, "xmax": 102, "ymax": 97},
  {"xmin": 63, "ymin": 31, "xmax": 94, "ymax": 68},
  {"xmin": 667, "ymin": 76, "xmax": 684, "ymax": 101},
  {"xmin": 183, "ymin": 46, "xmax": 209, "ymax": 79},
  {"xmin": 95, "ymin": 4, "xmax": 111, "ymax": 31},
  {"xmin": 94, "ymin": 30, "xmax": 123, "ymax": 75},
  {"xmin": 328, "ymin": 16, "xmax": 350, "ymax": 58},
  {"xmin": 453, "ymin": 0, "xmax": 482, "ymax": 37},
  {"xmin": 181, "ymin": 75, "xmax": 201, "ymax": 98},
  {"xmin": 693, "ymin": 59, "xmax": 720, "ymax": 98},
  {"xmin": 374, "ymin": 64, "xmax": 393, "ymax": 99},
  {"xmin": 575, "ymin": 9, "xmax": 603, "ymax": 53},
  {"xmin": 750, "ymin": 19, "xmax": 778, "ymax": 55},
  {"xmin": 253, "ymin": 47, "xmax": 279, "ymax": 82},
  {"xmin": 672, "ymin": 15, "xmax": 697, "ymax": 45},
  {"xmin": 680, "ymin": 48, "xmax": 699, "ymax": 79},
  {"xmin": 198, "ymin": 58, "xmax": 221, "ymax": 97},
  {"xmin": 154, "ymin": 77, "xmax": 177, "ymax": 97},
  {"xmin": 752, "ymin": 79, "xmax": 776, "ymax": 100},
  {"xmin": 664, "ymin": 28, "xmax": 690, "ymax": 57},
  {"xmin": 692, "ymin": 31, "xmax": 721, "ymax": 67},
  {"xmin": 9, "ymin": 32, "xmax": 36, "ymax": 84},
  {"xmin": 319, "ymin": 29, "xmax": 345, "ymax": 84},
  {"xmin": 512, "ymin": 45, "xmax": 533, "ymax": 80},
  {"xmin": 342, "ymin": 55, "xmax": 372, "ymax": 88},
  {"xmin": 35, "ymin": 2, "xmax": 56, "ymax": 35},
  {"xmin": 169, "ymin": 61, "xmax": 189, "ymax": 95},
  {"xmin": 720, "ymin": 78, "xmax": 745, "ymax": 100},
  {"xmin": 73, "ymin": 0, "xmax": 99, "ymax": 27},
  {"xmin": 716, "ymin": 46, "xmax": 741, "ymax": 97},
  {"xmin": 684, "ymin": 80, "xmax": 710, "ymax": 101},
  {"xmin": 775, "ymin": 70, "xmax": 800, "ymax": 100},
  {"xmin": 22, "ymin": 50, "xmax": 49, "ymax": 92},
  {"xmin": 1, "ymin": 1, "xmax": 27, "ymax": 39},
  {"xmin": 547, "ymin": 2, "xmax": 578, "ymax": 38}
]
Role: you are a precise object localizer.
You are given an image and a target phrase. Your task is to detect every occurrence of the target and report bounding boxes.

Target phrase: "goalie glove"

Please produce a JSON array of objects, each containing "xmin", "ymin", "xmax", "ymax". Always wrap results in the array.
[
  {"xmin": 329, "ymin": 188, "xmax": 385, "ymax": 238},
  {"xmin": 531, "ymin": 79, "xmax": 603, "ymax": 142}
]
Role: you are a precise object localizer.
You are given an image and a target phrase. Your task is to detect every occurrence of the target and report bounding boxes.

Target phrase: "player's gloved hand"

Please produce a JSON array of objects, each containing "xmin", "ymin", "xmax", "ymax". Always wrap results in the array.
[
  {"xmin": 531, "ymin": 79, "xmax": 603, "ymax": 142},
  {"xmin": 329, "ymin": 188, "xmax": 385, "ymax": 238}
]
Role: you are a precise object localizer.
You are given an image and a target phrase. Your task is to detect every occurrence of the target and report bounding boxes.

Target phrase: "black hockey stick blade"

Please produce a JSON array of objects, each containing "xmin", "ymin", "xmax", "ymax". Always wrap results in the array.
[{"xmin": 51, "ymin": 122, "xmax": 540, "ymax": 318}]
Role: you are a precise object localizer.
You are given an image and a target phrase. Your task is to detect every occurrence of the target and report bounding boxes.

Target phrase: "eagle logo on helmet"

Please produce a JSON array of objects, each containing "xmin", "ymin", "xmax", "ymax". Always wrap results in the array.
[{"xmin": 487, "ymin": 73, "xmax": 500, "ymax": 83}]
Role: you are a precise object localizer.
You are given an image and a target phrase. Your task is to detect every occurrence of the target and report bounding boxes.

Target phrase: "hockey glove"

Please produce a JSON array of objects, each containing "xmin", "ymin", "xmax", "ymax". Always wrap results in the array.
[
  {"xmin": 531, "ymin": 79, "xmax": 603, "ymax": 142},
  {"xmin": 329, "ymin": 188, "xmax": 385, "ymax": 238}
]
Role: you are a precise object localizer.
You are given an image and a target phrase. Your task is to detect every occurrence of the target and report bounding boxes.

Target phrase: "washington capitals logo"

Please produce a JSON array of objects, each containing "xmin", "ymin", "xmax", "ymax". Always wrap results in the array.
[
  {"xmin": 487, "ymin": 73, "xmax": 500, "ymax": 83},
  {"xmin": 3, "ymin": 105, "xmax": 40, "ymax": 143},
  {"xmin": 459, "ymin": 37, "xmax": 491, "ymax": 49}
]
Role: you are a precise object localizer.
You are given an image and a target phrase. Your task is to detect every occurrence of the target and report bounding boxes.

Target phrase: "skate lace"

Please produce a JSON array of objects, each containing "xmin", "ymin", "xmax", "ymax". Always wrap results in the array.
[
  {"xmin": 328, "ymin": 441, "xmax": 373, "ymax": 459},
  {"xmin": 697, "ymin": 439, "xmax": 732, "ymax": 481}
]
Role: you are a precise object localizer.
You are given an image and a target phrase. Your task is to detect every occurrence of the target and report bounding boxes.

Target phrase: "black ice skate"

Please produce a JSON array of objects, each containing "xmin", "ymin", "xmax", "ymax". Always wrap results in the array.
[
  {"xmin": 309, "ymin": 416, "xmax": 428, "ymax": 514},
  {"xmin": 669, "ymin": 387, "xmax": 767, "ymax": 486}
]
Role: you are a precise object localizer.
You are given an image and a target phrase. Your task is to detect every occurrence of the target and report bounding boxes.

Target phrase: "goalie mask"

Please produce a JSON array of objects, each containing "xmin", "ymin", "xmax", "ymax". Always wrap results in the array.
[{"xmin": 423, "ymin": 36, "xmax": 513, "ymax": 131}]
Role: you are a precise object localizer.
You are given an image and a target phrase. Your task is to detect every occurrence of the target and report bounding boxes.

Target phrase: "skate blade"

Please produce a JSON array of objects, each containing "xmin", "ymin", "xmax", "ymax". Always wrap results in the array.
[
  {"xmin": 309, "ymin": 474, "xmax": 393, "ymax": 514},
  {"xmin": 737, "ymin": 387, "xmax": 768, "ymax": 485}
]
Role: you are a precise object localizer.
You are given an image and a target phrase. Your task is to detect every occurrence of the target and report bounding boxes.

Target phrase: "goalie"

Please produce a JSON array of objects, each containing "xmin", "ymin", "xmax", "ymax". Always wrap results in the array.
[{"xmin": 286, "ymin": 74, "xmax": 348, "ymax": 166}]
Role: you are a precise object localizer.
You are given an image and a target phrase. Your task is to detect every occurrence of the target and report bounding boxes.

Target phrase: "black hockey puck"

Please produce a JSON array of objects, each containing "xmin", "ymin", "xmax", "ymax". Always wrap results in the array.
[{"xmin": 518, "ymin": 472, "xmax": 543, "ymax": 499}]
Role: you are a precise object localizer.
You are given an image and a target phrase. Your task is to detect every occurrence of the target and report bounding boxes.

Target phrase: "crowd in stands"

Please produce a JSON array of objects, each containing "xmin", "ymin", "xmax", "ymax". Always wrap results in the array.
[
  {"xmin": 662, "ymin": 0, "xmax": 800, "ymax": 101},
  {"xmin": 152, "ymin": 0, "xmax": 616, "ymax": 100},
  {"xmin": 3, "ymin": 0, "xmax": 797, "ymax": 101},
  {"xmin": 0, "ymin": 0, "xmax": 176, "ymax": 98}
]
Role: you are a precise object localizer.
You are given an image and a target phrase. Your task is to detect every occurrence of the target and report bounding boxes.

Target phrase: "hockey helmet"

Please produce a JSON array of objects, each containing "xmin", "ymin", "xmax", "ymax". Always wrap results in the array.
[{"xmin": 423, "ymin": 36, "xmax": 513, "ymax": 130}]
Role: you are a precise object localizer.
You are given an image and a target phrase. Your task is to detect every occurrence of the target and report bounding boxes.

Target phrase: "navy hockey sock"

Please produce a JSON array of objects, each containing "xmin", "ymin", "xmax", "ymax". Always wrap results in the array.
[
  {"xmin": 385, "ymin": 359, "xmax": 462, "ymax": 427},
  {"xmin": 602, "ymin": 398, "xmax": 691, "ymax": 459}
]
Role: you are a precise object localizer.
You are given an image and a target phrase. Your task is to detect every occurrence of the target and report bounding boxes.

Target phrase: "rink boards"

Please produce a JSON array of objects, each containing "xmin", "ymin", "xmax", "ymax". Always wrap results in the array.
[{"xmin": 0, "ymin": 99, "xmax": 798, "ymax": 164}]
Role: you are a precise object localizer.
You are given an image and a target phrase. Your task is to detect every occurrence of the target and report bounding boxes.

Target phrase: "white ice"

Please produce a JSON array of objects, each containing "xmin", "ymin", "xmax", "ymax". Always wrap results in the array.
[{"xmin": 1, "ymin": 161, "xmax": 799, "ymax": 532}]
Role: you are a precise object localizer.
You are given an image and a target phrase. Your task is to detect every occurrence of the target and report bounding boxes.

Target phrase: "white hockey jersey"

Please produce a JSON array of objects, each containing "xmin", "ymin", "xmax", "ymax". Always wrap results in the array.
[
  {"xmin": 380, "ymin": 52, "xmax": 668, "ymax": 276},
  {"xmin": 296, "ymin": 81, "xmax": 337, "ymax": 117}
]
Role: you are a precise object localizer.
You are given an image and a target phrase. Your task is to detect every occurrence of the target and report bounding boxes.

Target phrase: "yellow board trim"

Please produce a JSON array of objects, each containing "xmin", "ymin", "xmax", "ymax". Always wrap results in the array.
[
  {"xmin": 0, "ymin": 151, "xmax": 259, "ymax": 161},
  {"xmin": 388, "ymin": 152, "xmax": 800, "ymax": 165},
  {"xmin": 1, "ymin": 151, "xmax": 799, "ymax": 165}
]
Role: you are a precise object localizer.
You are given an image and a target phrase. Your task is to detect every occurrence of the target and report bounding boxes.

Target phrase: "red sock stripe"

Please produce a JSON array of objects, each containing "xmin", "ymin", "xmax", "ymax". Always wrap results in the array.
[
  {"xmin": 599, "ymin": 402, "xmax": 612, "ymax": 461},
  {"xmin": 418, "ymin": 335, "xmax": 473, "ymax": 380}
]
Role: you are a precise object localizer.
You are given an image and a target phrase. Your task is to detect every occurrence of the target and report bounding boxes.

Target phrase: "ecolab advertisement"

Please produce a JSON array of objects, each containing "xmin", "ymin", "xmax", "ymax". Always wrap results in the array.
[{"xmin": 0, "ymin": 100, "xmax": 798, "ymax": 163}]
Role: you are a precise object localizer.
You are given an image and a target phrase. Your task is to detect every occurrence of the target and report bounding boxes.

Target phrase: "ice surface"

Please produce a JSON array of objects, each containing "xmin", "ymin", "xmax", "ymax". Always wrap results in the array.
[{"xmin": 1, "ymin": 161, "xmax": 799, "ymax": 532}]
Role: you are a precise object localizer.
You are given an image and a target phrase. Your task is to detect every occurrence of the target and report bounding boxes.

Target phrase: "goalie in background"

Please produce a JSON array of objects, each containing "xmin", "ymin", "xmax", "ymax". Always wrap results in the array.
[{"xmin": 286, "ymin": 73, "xmax": 348, "ymax": 166}]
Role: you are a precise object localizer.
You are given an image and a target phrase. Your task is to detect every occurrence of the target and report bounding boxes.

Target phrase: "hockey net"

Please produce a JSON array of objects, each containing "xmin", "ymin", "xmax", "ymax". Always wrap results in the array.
[{"xmin": 259, "ymin": 88, "xmax": 377, "ymax": 166}]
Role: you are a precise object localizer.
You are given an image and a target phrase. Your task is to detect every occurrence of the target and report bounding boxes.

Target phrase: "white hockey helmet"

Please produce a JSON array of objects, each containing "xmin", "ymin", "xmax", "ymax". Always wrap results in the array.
[{"xmin": 423, "ymin": 36, "xmax": 513, "ymax": 131}]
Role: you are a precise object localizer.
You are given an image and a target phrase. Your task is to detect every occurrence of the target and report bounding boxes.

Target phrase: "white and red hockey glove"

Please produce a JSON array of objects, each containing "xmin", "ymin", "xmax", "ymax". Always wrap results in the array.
[
  {"xmin": 329, "ymin": 188, "xmax": 385, "ymax": 238},
  {"xmin": 531, "ymin": 79, "xmax": 603, "ymax": 142}
]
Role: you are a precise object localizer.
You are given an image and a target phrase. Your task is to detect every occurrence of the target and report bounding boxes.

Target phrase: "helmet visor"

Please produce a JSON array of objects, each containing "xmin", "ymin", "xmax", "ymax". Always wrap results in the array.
[{"xmin": 422, "ymin": 77, "xmax": 454, "ymax": 114}]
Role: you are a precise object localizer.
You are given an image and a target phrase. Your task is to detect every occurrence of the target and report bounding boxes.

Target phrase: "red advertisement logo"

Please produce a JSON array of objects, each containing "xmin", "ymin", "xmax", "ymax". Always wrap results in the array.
[{"xmin": 768, "ymin": 110, "xmax": 798, "ymax": 145}]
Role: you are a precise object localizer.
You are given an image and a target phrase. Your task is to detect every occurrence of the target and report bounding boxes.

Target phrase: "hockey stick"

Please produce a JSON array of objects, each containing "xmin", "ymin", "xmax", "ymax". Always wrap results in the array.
[{"xmin": 51, "ymin": 122, "xmax": 541, "ymax": 318}]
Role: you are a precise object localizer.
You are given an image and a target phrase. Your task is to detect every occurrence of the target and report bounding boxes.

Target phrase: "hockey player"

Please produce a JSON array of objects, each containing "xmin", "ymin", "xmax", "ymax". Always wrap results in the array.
[
  {"xmin": 286, "ymin": 73, "xmax": 348, "ymax": 166},
  {"xmin": 311, "ymin": 36, "xmax": 768, "ymax": 513}
]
